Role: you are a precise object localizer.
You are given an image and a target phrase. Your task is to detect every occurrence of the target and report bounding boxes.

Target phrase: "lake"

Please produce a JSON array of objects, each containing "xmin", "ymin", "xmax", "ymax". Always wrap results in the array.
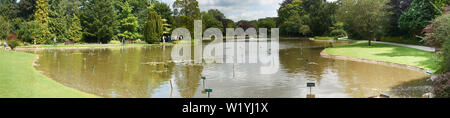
[{"xmin": 26, "ymin": 38, "xmax": 431, "ymax": 98}]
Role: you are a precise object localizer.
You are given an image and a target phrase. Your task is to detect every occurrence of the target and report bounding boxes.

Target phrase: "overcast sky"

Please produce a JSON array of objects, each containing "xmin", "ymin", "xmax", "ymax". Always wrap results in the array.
[{"xmin": 159, "ymin": 0, "xmax": 338, "ymax": 22}]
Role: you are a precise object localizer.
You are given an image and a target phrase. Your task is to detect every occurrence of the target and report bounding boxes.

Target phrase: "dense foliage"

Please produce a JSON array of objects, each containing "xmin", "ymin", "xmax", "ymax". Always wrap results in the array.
[
  {"xmin": 144, "ymin": 7, "xmax": 163, "ymax": 44},
  {"xmin": 80, "ymin": 0, "xmax": 119, "ymax": 44},
  {"xmin": 68, "ymin": 13, "xmax": 82, "ymax": 43},
  {"xmin": 422, "ymin": 13, "xmax": 450, "ymax": 49},
  {"xmin": 428, "ymin": 13, "xmax": 450, "ymax": 74},
  {"xmin": 0, "ymin": 15, "xmax": 11, "ymax": 39},
  {"xmin": 34, "ymin": 0, "xmax": 51, "ymax": 44},
  {"xmin": 398, "ymin": 0, "xmax": 436, "ymax": 37},
  {"xmin": 337, "ymin": 0, "xmax": 392, "ymax": 45},
  {"xmin": 118, "ymin": 1, "xmax": 141, "ymax": 40},
  {"xmin": 6, "ymin": 39, "xmax": 19, "ymax": 50},
  {"xmin": 387, "ymin": 0, "xmax": 413, "ymax": 36},
  {"xmin": 201, "ymin": 11, "xmax": 223, "ymax": 32}
]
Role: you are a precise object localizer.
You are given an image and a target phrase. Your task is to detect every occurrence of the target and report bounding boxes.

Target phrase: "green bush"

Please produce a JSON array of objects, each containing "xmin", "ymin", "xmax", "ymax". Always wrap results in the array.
[
  {"xmin": 431, "ymin": 14, "xmax": 450, "ymax": 97},
  {"xmin": 109, "ymin": 40, "xmax": 121, "ymax": 44},
  {"xmin": 380, "ymin": 36, "xmax": 424, "ymax": 45},
  {"xmin": 134, "ymin": 39, "xmax": 144, "ymax": 44},
  {"xmin": 7, "ymin": 40, "xmax": 19, "ymax": 50},
  {"xmin": 330, "ymin": 29, "xmax": 348, "ymax": 38},
  {"xmin": 437, "ymin": 38, "xmax": 450, "ymax": 74}
]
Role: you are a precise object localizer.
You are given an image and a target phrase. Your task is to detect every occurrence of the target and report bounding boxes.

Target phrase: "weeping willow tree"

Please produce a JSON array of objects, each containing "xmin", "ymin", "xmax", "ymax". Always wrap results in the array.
[{"xmin": 144, "ymin": 6, "xmax": 164, "ymax": 44}]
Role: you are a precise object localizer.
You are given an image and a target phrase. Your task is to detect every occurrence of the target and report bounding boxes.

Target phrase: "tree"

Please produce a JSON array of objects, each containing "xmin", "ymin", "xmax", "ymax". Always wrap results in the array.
[
  {"xmin": 135, "ymin": 1, "xmax": 170, "ymax": 35},
  {"xmin": 207, "ymin": 9, "xmax": 225, "ymax": 21},
  {"xmin": 0, "ymin": 0, "xmax": 19, "ymax": 19},
  {"xmin": 201, "ymin": 11, "xmax": 223, "ymax": 32},
  {"xmin": 337, "ymin": 0, "xmax": 392, "ymax": 46},
  {"xmin": 207, "ymin": 9, "xmax": 229, "ymax": 33},
  {"xmin": 386, "ymin": 0, "xmax": 413, "ymax": 36},
  {"xmin": 16, "ymin": 21, "xmax": 45, "ymax": 43},
  {"xmin": 257, "ymin": 18, "xmax": 276, "ymax": 29},
  {"xmin": 398, "ymin": 0, "xmax": 436, "ymax": 37},
  {"xmin": 17, "ymin": 0, "xmax": 36, "ymax": 20},
  {"xmin": 172, "ymin": 0, "xmax": 200, "ymax": 36},
  {"xmin": 279, "ymin": 0, "xmax": 295, "ymax": 10},
  {"xmin": 279, "ymin": 15, "xmax": 306, "ymax": 36},
  {"xmin": 49, "ymin": 0, "xmax": 71, "ymax": 42},
  {"xmin": 223, "ymin": 19, "xmax": 235, "ymax": 28},
  {"xmin": 299, "ymin": 25, "xmax": 311, "ymax": 36},
  {"xmin": 81, "ymin": 0, "xmax": 119, "ymax": 43},
  {"xmin": 118, "ymin": 1, "xmax": 141, "ymax": 40},
  {"xmin": 236, "ymin": 20, "xmax": 257, "ymax": 31},
  {"xmin": 0, "ymin": 15, "xmax": 11, "ymax": 39},
  {"xmin": 34, "ymin": 0, "xmax": 51, "ymax": 44},
  {"xmin": 153, "ymin": 1, "xmax": 173, "ymax": 24},
  {"xmin": 277, "ymin": 0, "xmax": 305, "ymax": 26},
  {"xmin": 330, "ymin": 22, "xmax": 348, "ymax": 38},
  {"xmin": 302, "ymin": 0, "xmax": 338, "ymax": 36},
  {"xmin": 173, "ymin": 0, "xmax": 200, "ymax": 19},
  {"xmin": 69, "ymin": 13, "xmax": 82, "ymax": 43},
  {"xmin": 144, "ymin": 8, "xmax": 163, "ymax": 44},
  {"xmin": 257, "ymin": 17, "xmax": 276, "ymax": 35},
  {"xmin": 422, "ymin": 13, "xmax": 450, "ymax": 49}
]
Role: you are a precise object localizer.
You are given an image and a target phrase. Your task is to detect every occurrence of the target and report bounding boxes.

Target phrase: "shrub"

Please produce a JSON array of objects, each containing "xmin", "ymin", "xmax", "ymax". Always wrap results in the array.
[
  {"xmin": 134, "ymin": 39, "xmax": 144, "ymax": 44},
  {"xmin": 299, "ymin": 25, "xmax": 311, "ymax": 36},
  {"xmin": 422, "ymin": 13, "xmax": 450, "ymax": 49},
  {"xmin": 437, "ymin": 38, "xmax": 450, "ymax": 74},
  {"xmin": 109, "ymin": 40, "xmax": 121, "ymax": 44},
  {"xmin": 330, "ymin": 29, "xmax": 348, "ymax": 38},
  {"xmin": 433, "ymin": 72, "xmax": 450, "ymax": 98},
  {"xmin": 7, "ymin": 40, "xmax": 19, "ymax": 50}
]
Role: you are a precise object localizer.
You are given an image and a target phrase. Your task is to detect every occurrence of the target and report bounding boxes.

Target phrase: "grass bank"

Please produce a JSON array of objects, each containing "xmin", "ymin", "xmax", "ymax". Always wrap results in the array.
[
  {"xmin": 323, "ymin": 41, "xmax": 438, "ymax": 72},
  {"xmin": 0, "ymin": 50, "xmax": 98, "ymax": 98}
]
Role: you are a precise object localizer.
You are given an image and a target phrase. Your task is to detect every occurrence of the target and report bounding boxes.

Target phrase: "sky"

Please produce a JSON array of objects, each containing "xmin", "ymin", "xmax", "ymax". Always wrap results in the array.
[{"xmin": 159, "ymin": 0, "xmax": 338, "ymax": 22}]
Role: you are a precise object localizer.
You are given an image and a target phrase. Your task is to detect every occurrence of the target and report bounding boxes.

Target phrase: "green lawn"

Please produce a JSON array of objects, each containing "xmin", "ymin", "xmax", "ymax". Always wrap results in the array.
[
  {"xmin": 0, "ymin": 50, "xmax": 98, "ymax": 98},
  {"xmin": 324, "ymin": 41, "xmax": 438, "ymax": 72}
]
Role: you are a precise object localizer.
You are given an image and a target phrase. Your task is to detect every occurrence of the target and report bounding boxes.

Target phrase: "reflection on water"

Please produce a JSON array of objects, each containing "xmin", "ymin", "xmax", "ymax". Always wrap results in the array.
[{"xmin": 26, "ymin": 39, "xmax": 431, "ymax": 98}]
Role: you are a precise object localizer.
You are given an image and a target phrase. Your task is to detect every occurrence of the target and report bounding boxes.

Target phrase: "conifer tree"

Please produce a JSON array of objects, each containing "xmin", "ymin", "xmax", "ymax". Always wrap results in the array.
[
  {"xmin": 34, "ymin": 0, "xmax": 51, "ymax": 44},
  {"xmin": 69, "ymin": 13, "xmax": 82, "ymax": 43},
  {"xmin": 118, "ymin": 1, "xmax": 142, "ymax": 41}
]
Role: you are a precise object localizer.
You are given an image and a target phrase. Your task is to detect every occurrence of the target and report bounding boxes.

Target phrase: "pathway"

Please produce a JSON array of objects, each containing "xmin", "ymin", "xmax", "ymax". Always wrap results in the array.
[{"xmin": 374, "ymin": 41, "xmax": 436, "ymax": 52}]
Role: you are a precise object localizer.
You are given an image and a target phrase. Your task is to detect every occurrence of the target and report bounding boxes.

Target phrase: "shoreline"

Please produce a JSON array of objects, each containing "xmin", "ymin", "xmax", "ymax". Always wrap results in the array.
[
  {"xmin": 14, "ymin": 43, "xmax": 175, "ymax": 51},
  {"xmin": 320, "ymin": 50, "xmax": 430, "ymax": 74}
]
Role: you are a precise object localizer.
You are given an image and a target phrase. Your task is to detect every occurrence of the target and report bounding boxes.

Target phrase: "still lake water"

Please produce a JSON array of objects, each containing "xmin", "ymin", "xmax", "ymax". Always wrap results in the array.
[{"xmin": 26, "ymin": 39, "xmax": 431, "ymax": 98}]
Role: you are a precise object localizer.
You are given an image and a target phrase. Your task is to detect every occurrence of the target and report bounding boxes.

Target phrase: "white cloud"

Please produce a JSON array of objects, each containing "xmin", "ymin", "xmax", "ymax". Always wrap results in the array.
[{"xmin": 159, "ymin": 0, "xmax": 338, "ymax": 22}]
